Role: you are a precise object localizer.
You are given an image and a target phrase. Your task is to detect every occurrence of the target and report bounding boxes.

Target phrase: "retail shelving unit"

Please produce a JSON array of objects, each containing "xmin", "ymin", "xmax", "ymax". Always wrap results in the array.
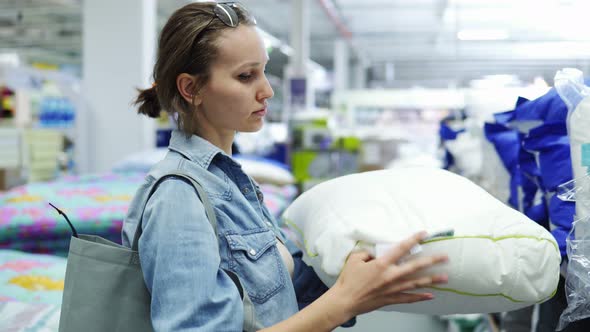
[{"xmin": 0, "ymin": 64, "xmax": 87, "ymax": 185}]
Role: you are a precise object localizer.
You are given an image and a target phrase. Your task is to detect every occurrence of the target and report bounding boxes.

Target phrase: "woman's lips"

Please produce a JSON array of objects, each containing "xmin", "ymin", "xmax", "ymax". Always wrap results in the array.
[{"xmin": 253, "ymin": 108, "xmax": 267, "ymax": 116}]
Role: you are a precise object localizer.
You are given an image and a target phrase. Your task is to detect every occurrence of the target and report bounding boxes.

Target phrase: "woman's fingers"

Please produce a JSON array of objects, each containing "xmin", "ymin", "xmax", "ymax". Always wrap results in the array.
[
  {"xmin": 387, "ymin": 274, "xmax": 448, "ymax": 294},
  {"xmin": 379, "ymin": 231, "xmax": 427, "ymax": 264},
  {"xmin": 335, "ymin": 233, "xmax": 450, "ymax": 316},
  {"xmin": 389, "ymin": 254, "xmax": 448, "ymax": 280},
  {"xmin": 348, "ymin": 250, "xmax": 373, "ymax": 263},
  {"xmin": 386, "ymin": 292, "xmax": 435, "ymax": 304}
]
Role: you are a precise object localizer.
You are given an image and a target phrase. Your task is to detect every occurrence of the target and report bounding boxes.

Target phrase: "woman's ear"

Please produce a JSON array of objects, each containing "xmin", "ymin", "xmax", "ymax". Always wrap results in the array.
[{"xmin": 176, "ymin": 73, "xmax": 203, "ymax": 105}]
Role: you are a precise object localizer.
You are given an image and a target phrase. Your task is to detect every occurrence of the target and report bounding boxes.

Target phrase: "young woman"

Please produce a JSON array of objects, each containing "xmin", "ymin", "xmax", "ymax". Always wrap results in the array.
[{"xmin": 122, "ymin": 2, "xmax": 448, "ymax": 331}]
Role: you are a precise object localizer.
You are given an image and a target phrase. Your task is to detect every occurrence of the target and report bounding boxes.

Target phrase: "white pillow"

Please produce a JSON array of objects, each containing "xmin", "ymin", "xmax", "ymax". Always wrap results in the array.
[
  {"xmin": 282, "ymin": 167, "xmax": 560, "ymax": 315},
  {"xmin": 233, "ymin": 156, "xmax": 295, "ymax": 186},
  {"xmin": 111, "ymin": 148, "xmax": 168, "ymax": 173}
]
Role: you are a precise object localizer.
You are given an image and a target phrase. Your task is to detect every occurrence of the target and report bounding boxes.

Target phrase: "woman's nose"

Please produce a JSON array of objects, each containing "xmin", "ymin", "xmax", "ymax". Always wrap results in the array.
[{"xmin": 257, "ymin": 76, "xmax": 274, "ymax": 101}]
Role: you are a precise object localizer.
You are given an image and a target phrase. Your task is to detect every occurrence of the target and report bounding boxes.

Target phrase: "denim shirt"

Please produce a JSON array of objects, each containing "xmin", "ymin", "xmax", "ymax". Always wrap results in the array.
[{"xmin": 121, "ymin": 130, "xmax": 330, "ymax": 331}]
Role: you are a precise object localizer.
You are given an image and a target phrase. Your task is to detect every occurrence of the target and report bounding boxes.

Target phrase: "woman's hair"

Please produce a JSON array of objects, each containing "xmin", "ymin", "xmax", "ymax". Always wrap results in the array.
[{"xmin": 134, "ymin": 2, "xmax": 256, "ymax": 134}]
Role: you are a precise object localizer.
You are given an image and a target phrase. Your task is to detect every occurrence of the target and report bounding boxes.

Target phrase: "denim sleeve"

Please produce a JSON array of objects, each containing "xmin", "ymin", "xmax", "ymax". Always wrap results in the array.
[
  {"xmin": 139, "ymin": 178, "xmax": 243, "ymax": 331},
  {"xmin": 286, "ymin": 237, "xmax": 356, "ymax": 327}
]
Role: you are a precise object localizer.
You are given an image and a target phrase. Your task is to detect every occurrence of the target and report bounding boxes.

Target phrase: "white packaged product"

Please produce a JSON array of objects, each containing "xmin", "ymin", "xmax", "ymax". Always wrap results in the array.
[
  {"xmin": 554, "ymin": 68, "xmax": 590, "ymax": 330},
  {"xmin": 283, "ymin": 167, "xmax": 560, "ymax": 315},
  {"xmin": 555, "ymin": 68, "xmax": 590, "ymax": 225}
]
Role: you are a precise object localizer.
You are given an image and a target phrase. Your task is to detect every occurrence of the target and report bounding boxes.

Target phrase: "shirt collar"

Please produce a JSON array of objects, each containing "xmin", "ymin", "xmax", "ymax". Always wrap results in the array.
[{"xmin": 168, "ymin": 129, "xmax": 230, "ymax": 169}]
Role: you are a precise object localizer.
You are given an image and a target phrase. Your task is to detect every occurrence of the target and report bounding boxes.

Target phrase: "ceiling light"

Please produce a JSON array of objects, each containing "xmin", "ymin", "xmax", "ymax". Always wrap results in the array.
[{"xmin": 457, "ymin": 29, "xmax": 509, "ymax": 41}]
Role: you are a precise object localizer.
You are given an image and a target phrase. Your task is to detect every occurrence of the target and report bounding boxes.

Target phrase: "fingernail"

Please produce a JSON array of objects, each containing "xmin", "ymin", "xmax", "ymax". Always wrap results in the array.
[{"xmin": 425, "ymin": 294, "xmax": 435, "ymax": 299}]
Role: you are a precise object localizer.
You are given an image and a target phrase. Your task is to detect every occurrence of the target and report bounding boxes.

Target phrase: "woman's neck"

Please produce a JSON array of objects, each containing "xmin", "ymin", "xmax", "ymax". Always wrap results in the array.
[{"xmin": 194, "ymin": 127, "xmax": 234, "ymax": 156}]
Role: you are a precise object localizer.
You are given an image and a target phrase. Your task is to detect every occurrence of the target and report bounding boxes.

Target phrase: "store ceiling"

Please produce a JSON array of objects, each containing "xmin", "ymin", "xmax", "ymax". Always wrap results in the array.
[{"xmin": 1, "ymin": 0, "xmax": 590, "ymax": 87}]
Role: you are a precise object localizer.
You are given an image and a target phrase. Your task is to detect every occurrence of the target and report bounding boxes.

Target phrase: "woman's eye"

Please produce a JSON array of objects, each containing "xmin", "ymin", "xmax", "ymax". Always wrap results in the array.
[{"xmin": 238, "ymin": 73, "xmax": 253, "ymax": 81}]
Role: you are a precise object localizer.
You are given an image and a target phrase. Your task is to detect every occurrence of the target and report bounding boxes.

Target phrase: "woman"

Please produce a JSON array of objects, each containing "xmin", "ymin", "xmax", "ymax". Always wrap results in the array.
[{"xmin": 122, "ymin": 2, "xmax": 448, "ymax": 331}]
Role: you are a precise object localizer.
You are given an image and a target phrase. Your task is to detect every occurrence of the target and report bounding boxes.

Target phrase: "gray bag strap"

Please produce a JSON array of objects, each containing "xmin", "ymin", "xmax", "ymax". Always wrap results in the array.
[
  {"xmin": 129, "ymin": 171, "xmax": 261, "ymax": 331},
  {"xmin": 131, "ymin": 171, "xmax": 217, "ymax": 251}
]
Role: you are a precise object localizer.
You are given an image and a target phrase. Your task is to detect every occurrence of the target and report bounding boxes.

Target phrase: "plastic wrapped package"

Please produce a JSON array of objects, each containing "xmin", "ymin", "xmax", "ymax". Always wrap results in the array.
[
  {"xmin": 558, "ymin": 174, "xmax": 590, "ymax": 210},
  {"xmin": 555, "ymin": 68, "xmax": 590, "ymax": 231},
  {"xmin": 555, "ymin": 145, "xmax": 590, "ymax": 329},
  {"xmin": 554, "ymin": 68, "xmax": 590, "ymax": 330},
  {"xmin": 557, "ymin": 214, "xmax": 590, "ymax": 331}
]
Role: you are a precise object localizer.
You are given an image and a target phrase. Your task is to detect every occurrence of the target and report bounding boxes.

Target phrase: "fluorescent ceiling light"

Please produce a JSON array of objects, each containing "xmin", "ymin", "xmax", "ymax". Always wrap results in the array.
[{"xmin": 457, "ymin": 29, "xmax": 509, "ymax": 41}]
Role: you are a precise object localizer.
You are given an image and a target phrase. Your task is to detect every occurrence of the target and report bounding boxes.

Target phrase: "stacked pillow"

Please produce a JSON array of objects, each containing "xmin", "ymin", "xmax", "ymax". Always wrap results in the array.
[
  {"xmin": 283, "ymin": 167, "xmax": 560, "ymax": 314},
  {"xmin": 233, "ymin": 155, "xmax": 295, "ymax": 186}
]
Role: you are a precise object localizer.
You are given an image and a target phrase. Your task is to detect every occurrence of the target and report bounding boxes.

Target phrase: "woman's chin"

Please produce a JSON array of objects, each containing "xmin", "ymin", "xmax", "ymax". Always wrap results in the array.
[{"xmin": 240, "ymin": 122, "xmax": 265, "ymax": 133}]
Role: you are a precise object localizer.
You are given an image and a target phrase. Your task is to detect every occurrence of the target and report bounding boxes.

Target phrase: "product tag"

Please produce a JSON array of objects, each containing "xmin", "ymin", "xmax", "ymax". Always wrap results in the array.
[
  {"xmin": 375, "ymin": 242, "xmax": 423, "ymax": 260},
  {"xmin": 582, "ymin": 143, "xmax": 590, "ymax": 167},
  {"xmin": 375, "ymin": 229, "xmax": 455, "ymax": 261},
  {"xmin": 422, "ymin": 229, "xmax": 455, "ymax": 241}
]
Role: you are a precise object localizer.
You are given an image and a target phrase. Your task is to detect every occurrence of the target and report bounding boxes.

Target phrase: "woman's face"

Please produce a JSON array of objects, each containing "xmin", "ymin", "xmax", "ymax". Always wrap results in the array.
[{"xmin": 197, "ymin": 24, "xmax": 274, "ymax": 137}]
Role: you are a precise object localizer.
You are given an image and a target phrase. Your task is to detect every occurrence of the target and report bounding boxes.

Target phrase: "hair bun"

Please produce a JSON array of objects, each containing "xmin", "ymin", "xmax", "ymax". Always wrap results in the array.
[{"xmin": 135, "ymin": 86, "xmax": 161, "ymax": 118}]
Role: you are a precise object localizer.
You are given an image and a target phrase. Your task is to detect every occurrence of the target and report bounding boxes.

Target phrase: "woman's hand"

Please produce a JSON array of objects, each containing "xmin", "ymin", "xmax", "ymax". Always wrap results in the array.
[
  {"xmin": 260, "ymin": 232, "xmax": 449, "ymax": 332},
  {"xmin": 331, "ymin": 231, "xmax": 449, "ymax": 319}
]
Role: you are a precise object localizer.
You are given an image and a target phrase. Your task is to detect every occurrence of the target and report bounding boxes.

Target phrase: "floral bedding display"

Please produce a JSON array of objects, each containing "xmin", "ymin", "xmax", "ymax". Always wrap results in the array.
[
  {"xmin": 0, "ymin": 174, "xmax": 297, "ymax": 331},
  {"xmin": 0, "ymin": 249, "xmax": 65, "ymax": 332},
  {"xmin": 0, "ymin": 172, "xmax": 145, "ymax": 254},
  {"xmin": 1, "ymin": 171, "xmax": 297, "ymax": 255}
]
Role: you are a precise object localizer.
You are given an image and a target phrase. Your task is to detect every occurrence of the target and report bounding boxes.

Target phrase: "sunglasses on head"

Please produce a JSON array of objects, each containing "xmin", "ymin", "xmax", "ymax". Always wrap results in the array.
[
  {"xmin": 185, "ymin": 2, "xmax": 255, "ymax": 70},
  {"xmin": 210, "ymin": 2, "xmax": 256, "ymax": 28},
  {"xmin": 188, "ymin": 2, "xmax": 254, "ymax": 53}
]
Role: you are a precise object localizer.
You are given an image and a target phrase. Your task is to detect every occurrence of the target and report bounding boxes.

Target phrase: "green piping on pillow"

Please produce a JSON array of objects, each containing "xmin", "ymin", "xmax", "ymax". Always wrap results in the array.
[
  {"xmin": 284, "ymin": 218, "xmax": 559, "ymax": 257},
  {"xmin": 284, "ymin": 219, "xmax": 319, "ymax": 258},
  {"xmin": 284, "ymin": 217, "xmax": 560, "ymax": 303},
  {"xmin": 427, "ymin": 286, "xmax": 526, "ymax": 303},
  {"xmin": 421, "ymin": 235, "xmax": 559, "ymax": 253},
  {"xmin": 426, "ymin": 283, "xmax": 557, "ymax": 304}
]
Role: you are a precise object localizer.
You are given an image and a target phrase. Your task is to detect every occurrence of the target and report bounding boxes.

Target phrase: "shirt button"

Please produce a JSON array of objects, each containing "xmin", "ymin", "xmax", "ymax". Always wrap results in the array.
[
  {"xmin": 242, "ymin": 187, "xmax": 250, "ymax": 194},
  {"xmin": 266, "ymin": 221, "xmax": 273, "ymax": 228},
  {"xmin": 249, "ymin": 248, "xmax": 257, "ymax": 256},
  {"xmin": 257, "ymin": 192, "xmax": 264, "ymax": 201}
]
